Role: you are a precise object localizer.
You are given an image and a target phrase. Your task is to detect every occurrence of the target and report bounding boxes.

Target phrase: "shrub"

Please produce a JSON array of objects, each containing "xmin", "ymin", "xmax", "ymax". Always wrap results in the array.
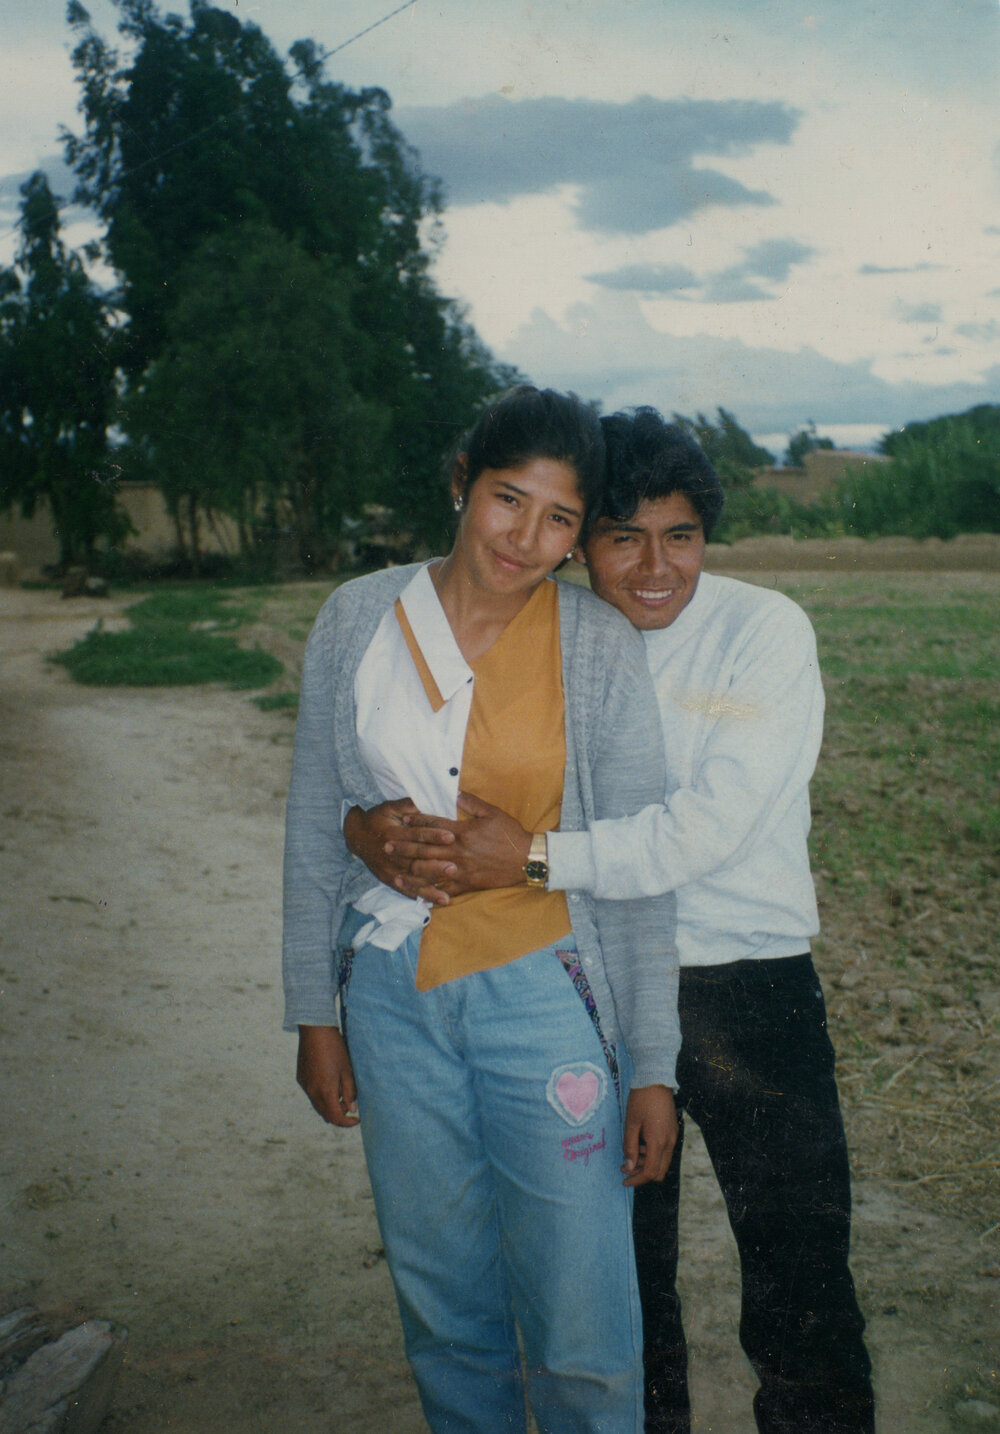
[
  {"xmin": 713, "ymin": 486, "xmax": 839, "ymax": 543},
  {"xmin": 835, "ymin": 417, "xmax": 1000, "ymax": 538}
]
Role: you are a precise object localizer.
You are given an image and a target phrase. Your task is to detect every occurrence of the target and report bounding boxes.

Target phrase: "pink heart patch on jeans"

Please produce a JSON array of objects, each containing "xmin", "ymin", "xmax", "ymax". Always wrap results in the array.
[
  {"xmin": 547, "ymin": 1062, "xmax": 608, "ymax": 1126},
  {"xmin": 556, "ymin": 1070, "xmax": 600, "ymax": 1120}
]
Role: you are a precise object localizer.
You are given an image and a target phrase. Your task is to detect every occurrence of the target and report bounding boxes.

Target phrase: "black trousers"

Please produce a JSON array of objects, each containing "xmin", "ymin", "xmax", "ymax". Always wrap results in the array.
[{"xmin": 633, "ymin": 954, "xmax": 875, "ymax": 1434}]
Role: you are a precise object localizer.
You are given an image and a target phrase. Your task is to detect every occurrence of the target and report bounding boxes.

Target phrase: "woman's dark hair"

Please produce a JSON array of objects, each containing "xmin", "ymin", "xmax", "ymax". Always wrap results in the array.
[
  {"xmin": 454, "ymin": 385, "xmax": 605, "ymax": 518},
  {"xmin": 596, "ymin": 407, "xmax": 725, "ymax": 540}
]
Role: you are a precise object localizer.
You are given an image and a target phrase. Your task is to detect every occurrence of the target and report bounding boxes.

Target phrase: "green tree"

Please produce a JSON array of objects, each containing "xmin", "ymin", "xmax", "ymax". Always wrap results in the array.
[
  {"xmin": 838, "ymin": 410, "xmax": 1000, "ymax": 537},
  {"xmin": 0, "ymin": 171, "xmax": 124, "ymax": 569},
  {"xmin": 671, "ymin": 407, "xmax": 773, "ymax": 487},
  {"xmin": 784, "ymin": 420, "xmax": 834, "ymax": 468},
  {"xmin": 125, "ymin": 223, "xmax": 388, "ymax": 570},
  {"xmin": 878, "ymin": 403, "xmax": 1000, "ymax": 458},
  {"xmin": 63, "ymin": 0, "xmax": 515, "ymax": 557},
  {"xmin": 64, "ymin": 3, "xmax": 380, "ymax": 376}
]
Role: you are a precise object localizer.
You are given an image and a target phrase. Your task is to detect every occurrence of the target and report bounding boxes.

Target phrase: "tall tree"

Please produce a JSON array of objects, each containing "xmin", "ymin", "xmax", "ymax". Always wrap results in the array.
[
  {"xmin": 0, "ymin": 171, "xmax": 123, "ymax": 569},
  {"xmin": 63, "ymin": 0, "xmax": 515, "ymax": 557},
  {"xmin": 125, "ymin": 222, "xmax": 388, "ymax": 569},
  {"xmin": 878, "ymin": 403, "xmax": 1000, "ymax": 457},
  {"xmin": 784, "ymin": 421, "xmax": 834, "ymax": 468},
  {"xmin": 836, "ymin": 404, "xmax": 1000, "ymax": 538},
  {"xmin": 672, "ymin": 407, "xmax": 773, "ymax": 487}
]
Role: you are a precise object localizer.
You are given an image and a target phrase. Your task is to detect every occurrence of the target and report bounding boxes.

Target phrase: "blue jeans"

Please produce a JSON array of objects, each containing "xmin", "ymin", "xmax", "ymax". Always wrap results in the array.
[{"xmin": 339, "ymin": 911, "xmax": 644, "ymax": 1434}]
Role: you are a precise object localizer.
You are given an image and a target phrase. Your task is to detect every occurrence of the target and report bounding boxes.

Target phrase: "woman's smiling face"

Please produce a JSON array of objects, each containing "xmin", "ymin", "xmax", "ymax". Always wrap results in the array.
[{"xmin": 451, "ymin": 457, "xmax": 584, "ymax": 598}]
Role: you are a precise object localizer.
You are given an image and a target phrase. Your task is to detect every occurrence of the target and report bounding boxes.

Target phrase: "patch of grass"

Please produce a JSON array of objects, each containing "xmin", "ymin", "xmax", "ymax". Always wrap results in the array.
[
  {"xmin": 51, "ymin": 584, "xmax": 283, "ymax": 690},
  {"xmin": 253, "ymin": 690, "xmax": 299, "ymax": 713},
  {"xmin": 53, "ymin": 626, "xmax": 282, "ymax": 688},
  {"xmin": 807, "ymin": 604, "xmax": 996, "ymax": 682},
  {"xmin": 126, "ymin": 589, "xmax": 252, "ymax": 628},
  {"xmin": 768, "ymin": 572, "xmax": 1000, "ymax": 1224},
  {"xmin": 253, "ymin": 580, "xmax": 337, "ymax": 640}
]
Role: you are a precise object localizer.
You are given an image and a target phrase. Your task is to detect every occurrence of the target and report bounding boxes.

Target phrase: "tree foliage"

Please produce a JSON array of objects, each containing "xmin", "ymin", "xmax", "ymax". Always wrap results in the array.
[
  {"xmin": 878, "ymin": 403, "xmax": 1000, "ymax": 458},
  {"xmin": 671, "ymin": 406, "xmax": 773, "ymax": 487},
  {"xmin": 837, "ymin": 408, "xmax": 1000, "ymax": 538},
  {"xmin": 125, "ymin": 222, "xmax": 387, "ymax": 569},
  {"xmin": 784, "ymin": 420, "xmax": 834, "ymax": 469},
  {"xmin": 0, "ymin": 171, "xmax": 125, "ymax": 567},
  {"xmin": 61, "ymin": 0, "xmax": 516, "ymax": 568},
  {"xmin": 712, "ymin": 485, "xmax": 837, "ymax": 544}
]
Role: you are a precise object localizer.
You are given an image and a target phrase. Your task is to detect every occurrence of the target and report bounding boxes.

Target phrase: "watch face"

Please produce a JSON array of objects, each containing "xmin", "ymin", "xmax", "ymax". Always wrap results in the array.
[{"xmin": 525, "ymin": 860, "xmax": 549, "ymax": 883}]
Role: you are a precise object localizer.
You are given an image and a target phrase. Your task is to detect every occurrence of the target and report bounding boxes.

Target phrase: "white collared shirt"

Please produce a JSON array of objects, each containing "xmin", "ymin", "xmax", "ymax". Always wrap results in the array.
[{"xmin": 350, "ymin": 563, "xmax": 475, "ymax": 948}]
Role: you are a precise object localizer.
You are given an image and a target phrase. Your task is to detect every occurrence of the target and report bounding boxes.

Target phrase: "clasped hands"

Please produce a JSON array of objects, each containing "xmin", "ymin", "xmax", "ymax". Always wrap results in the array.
[
  {"xmin": 337, "ymin": 794, "xmax": 678, "ymax": 1182},
  {"xmin": 343, "ymin": 792, "xmax": 529, "ymax": 903}
]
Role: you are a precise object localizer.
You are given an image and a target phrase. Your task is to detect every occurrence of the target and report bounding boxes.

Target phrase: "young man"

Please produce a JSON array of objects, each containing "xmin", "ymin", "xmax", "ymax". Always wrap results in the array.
[{"xmin": 347, "ymin": 408, "xmax": 875, "ymax": 1434}]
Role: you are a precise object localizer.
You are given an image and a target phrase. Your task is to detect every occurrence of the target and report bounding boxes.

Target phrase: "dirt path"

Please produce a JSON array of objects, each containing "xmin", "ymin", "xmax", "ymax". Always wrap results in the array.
[{"xmin": 1, "ymin": 588, "xmax": 997, "ymax": 1432}]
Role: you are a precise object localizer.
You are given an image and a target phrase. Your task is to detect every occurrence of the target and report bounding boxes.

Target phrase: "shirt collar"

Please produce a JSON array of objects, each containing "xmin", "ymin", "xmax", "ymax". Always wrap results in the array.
[
  {"xmin": 642, "ymin": 568, "xmax": 716, "ymax": 656},
  {"xmin": 398, "ymin": 563, "xmax": 473, "ymax": 703}
]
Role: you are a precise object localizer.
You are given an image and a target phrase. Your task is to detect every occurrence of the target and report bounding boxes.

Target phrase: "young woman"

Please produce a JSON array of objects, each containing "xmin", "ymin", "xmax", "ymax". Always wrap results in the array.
[{"xmin": 282, "ymin": 385, "xmax": 679, "ymax": 1433}]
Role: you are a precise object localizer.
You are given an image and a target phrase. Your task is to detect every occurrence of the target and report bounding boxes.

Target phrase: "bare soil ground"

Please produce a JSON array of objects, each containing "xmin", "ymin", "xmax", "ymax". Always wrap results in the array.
[{"xmin": 1, "ymin": 555, "xmax": 998, "ymax": 1432}]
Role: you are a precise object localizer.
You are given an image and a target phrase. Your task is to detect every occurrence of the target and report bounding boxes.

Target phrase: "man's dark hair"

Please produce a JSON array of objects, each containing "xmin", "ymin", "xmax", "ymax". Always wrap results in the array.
[
  {"xmin": 454, "ymin": 385, "xmax": 605, "ymax": 517},
  {"xmin": 596, "ymin": 407, "xmax": 725, "ymax": 539}
]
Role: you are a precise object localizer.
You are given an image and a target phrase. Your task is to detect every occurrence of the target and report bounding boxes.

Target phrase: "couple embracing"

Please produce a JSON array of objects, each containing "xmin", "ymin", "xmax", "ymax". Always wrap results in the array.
[{"xmin": 282, "ymin": 386, "xmax": 874, "ymax": 1434}]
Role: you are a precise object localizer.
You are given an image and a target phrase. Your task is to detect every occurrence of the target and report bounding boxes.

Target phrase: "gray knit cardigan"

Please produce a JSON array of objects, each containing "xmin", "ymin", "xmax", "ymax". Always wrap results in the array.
[{"xmin": 282, "ymin": 564, "xmax": 679, "ymax": 1089}]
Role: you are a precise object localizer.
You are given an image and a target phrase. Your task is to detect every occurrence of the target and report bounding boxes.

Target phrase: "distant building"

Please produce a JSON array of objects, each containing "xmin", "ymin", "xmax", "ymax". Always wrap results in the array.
[{"xmin": 753, "ymin": 449, "xmax": 889, "ymax": 504}]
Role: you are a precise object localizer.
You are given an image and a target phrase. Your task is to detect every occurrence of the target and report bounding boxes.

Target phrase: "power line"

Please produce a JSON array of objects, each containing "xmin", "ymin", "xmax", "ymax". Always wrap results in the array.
[{"xmin": 309, "ymin": 0, "xmax": 418, "ymax": 66}]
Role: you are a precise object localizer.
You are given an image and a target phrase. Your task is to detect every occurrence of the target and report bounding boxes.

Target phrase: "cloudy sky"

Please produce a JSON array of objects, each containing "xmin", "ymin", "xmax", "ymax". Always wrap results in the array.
[{"xmin": 3, "ymin": 0, "xmax": 999, "ymax": 455}]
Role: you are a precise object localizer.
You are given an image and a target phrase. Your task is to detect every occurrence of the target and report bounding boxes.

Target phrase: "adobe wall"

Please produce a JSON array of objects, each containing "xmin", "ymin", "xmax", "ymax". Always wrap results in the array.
[
  {"xmin": 0, "ymin": 483, "xmax": 240, "ymax": 577},
  {"xmin": 753, "ymin": 450, "xmax": 890, "ymax": 505}
]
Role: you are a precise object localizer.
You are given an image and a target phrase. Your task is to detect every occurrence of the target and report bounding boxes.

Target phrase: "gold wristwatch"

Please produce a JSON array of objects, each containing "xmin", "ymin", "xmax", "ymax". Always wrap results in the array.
[{"xmin": 524, "ymin": 833, "xmax": 549, "ymax": 889}]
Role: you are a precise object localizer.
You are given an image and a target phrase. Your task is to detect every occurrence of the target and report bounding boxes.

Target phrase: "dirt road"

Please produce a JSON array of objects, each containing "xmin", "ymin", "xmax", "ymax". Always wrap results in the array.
[{"xmin": 1, "ymin": 587, "xmax": 997, "ymax": 1432}]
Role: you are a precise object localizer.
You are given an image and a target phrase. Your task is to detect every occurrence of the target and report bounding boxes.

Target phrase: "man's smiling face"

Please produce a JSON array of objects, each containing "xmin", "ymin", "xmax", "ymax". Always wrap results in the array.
[{"xmin": 578, "ymin": 491, "xmax": 707, "ymax": 631}]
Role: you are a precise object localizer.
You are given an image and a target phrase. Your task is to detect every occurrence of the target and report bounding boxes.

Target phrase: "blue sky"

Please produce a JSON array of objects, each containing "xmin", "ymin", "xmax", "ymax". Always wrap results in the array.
[{"xmin": 3, "ymin": 0, "xmax": 999, "ymax": 454}]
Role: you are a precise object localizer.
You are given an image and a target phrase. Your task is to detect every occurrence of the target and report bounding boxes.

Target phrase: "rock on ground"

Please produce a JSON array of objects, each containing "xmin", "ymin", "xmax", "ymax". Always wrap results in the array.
[{"xmin": 0, "ymin": 1320, "xmax": 127, "ymax": 1434}]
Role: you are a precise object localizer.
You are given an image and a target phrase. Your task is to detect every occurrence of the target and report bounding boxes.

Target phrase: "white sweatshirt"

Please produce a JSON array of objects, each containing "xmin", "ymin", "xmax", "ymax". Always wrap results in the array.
[{"xmin": 547, "ymin": 572, "xmax": 824, "ymax": 967}]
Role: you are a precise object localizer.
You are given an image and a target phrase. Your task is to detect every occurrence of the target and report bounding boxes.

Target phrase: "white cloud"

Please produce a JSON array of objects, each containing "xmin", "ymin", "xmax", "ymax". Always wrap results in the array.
[
  {"xmin": 2, "ymin": 0, "xmax": 999, "ymax": 434},
  {"xmin": 500, "ymin": 293, "xmax": 1000, "ymax": 433},
  {"xmin": 0, "ymin": 46, "xmax": 80, "ymax": 179}
]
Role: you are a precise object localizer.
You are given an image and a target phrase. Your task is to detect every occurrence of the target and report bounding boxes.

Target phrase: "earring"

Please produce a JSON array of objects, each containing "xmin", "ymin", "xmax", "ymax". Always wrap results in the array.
[{"xmin": 453, "ymin": 498, "xmax": 463, "ymax": 513}]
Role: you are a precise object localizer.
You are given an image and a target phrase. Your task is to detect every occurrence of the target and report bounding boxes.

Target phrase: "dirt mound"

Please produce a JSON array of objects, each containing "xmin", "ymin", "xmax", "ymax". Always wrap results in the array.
[{"xmin": 707, "ymin": 532, "xmax": 1000, "ymax": 574}]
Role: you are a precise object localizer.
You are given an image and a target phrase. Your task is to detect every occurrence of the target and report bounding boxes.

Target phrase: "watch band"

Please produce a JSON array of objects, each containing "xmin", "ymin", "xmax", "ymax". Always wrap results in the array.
[{"xmin": 524, "ymin": 832, "xmax": 549, "ymax": 889}]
